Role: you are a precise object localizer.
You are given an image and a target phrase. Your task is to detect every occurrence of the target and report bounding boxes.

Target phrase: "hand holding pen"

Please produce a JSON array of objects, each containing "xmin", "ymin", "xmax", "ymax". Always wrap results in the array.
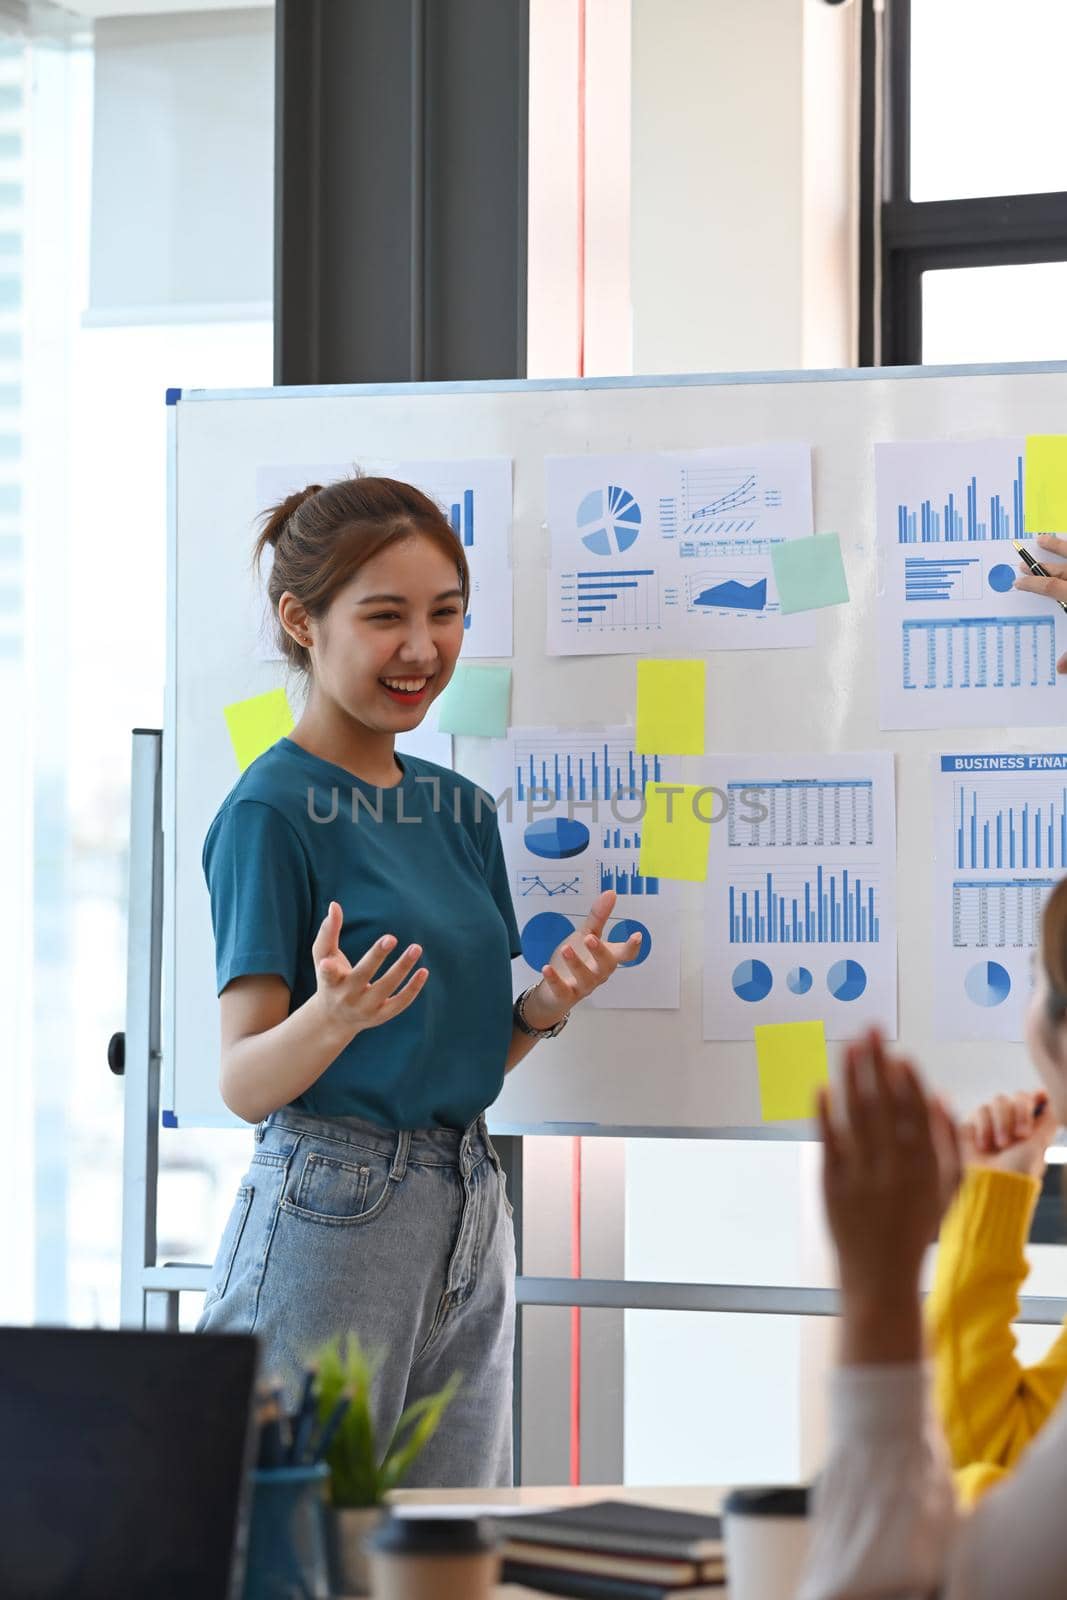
[{"xmin": 1015, "ymin": 537, "xmax": 1067, "ymax": 674}]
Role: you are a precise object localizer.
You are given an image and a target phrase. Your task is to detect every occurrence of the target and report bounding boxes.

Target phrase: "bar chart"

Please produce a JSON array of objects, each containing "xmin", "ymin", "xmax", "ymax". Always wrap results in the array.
[
  {"xmin": 597, "ymin": 858, "xmax": 659, "ymax": 896},
  {"xmin": 513, "ymin": 734, "xmax": 663, "ymax": 803},
  {"xmin": 727, "ymin": 778, "xmax": 875, "ymax": 849},
  {"xmin": 895, "ymin": 453, "xmax": 1023, "ymax": 543},
  {"xmin": 560, "ymin": 567, "xmax": 660, "ymax": 630},
  {"xmin": 727, "ymin": 865, "xmax": 881, "ymax": 945},
  {"xmin": 952, "ymin": 878, "xmax": 1053, "ymax": 949},
  {"xmin": 902, "ymin": 615, "xmax": 1056, "ymax": 690},
  {"xmin": 446, "ymin": 488, "xmax": 475, "ymax": 547},
  {"xmin": 954, "ymin": 778, "xmax": 1067, "ymax": 871},
  {"xmin": 904, "ymin": 556, "xmax": 982, "ymax": 603}
]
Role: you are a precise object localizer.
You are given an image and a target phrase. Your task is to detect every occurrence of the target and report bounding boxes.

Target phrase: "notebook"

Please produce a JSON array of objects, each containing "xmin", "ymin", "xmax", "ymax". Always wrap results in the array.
[
  {"xmin": 0, "ymin": 1325, "xmax": 259, "ymax": 1600},
  {"xmin": 493, "ymin": 1499, "xmax": 724, "ymax": 1562}
]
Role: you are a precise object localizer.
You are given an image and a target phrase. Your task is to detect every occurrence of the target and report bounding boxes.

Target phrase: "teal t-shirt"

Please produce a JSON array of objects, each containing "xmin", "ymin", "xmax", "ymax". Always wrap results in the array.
[{"xmin": 202, "ymin": 737, "xmax": 521, "ymax": 1130}]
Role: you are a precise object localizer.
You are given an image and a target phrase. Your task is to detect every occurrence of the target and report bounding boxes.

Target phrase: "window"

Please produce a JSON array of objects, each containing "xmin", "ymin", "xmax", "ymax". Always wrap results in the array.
[{"xmin": 860, "ymin": 0, "xmax": 1067, "ymax": 365}]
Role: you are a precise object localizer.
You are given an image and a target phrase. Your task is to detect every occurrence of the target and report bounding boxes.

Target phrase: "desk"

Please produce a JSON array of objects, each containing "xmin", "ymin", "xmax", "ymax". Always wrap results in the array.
[{"xmin": 390, "ymin": 1484, "xmax": 729, "ymax": 1597}]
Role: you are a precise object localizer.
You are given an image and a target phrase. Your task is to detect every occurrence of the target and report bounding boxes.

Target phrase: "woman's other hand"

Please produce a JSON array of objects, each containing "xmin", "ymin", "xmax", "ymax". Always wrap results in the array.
[
  {"xmin": 1015, "ymin": 535, "xmax": 1067, "ymax": 672},
  {"xmin": 311, "ymin": 900, "xmax": 428, "ymax": 1038},
  {"xmin": 961, "ymin": 1090, "xmax": 1057, "ymax": 1181},
  {"xmin": 818, "ymin": 1028, "xmax": 961, "ymax": 1363},
  {"xmin": 524, "ymin": 889, "xmax": 644, "ymax": 1026}
]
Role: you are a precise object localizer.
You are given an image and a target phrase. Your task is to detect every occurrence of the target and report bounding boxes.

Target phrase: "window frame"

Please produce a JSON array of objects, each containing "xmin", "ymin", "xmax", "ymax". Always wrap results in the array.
[{"xmin": 859, "ymin": 0, "xmax": 1067, "ymax": 366}]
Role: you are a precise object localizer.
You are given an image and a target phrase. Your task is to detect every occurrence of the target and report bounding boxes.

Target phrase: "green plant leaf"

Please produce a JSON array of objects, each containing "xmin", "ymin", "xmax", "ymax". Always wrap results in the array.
[{"xmin": 379, "ymin": 1373, "xmax": 462, "ymax": 1493}]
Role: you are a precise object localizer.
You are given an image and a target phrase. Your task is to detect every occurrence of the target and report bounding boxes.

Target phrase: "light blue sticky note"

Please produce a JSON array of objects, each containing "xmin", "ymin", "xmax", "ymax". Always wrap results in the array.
[
  {"xmin": 435, "ymin": 665, "xmax": 512, "ymax": 738},
  {"xmin": 771, "ymin": 533, "xmax": 850, "ymax": 615}
]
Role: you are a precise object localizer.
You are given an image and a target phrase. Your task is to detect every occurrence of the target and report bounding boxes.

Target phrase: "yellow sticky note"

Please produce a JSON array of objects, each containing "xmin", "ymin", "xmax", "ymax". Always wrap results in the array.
[
  {"xmin": 636, "ymin": 659, "xmax": 705, "ymax": 755},
  {"xmin": 754, "ymin": 1020, "xmax": 828, "ymax": 1123},
  {"xmin": 637, "ymin": 782, "xmax": 712, "ymax": 882},
  {"xmin": 223, "ymin": 688, "xmax": 294, "ymax": 772},
  {"xmin": 1025, "ymin": 435, "xmax": 1067, "ymax": 532}
]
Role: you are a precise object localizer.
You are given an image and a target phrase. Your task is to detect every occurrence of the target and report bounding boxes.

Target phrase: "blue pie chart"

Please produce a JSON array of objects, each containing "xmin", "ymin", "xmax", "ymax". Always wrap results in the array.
[
  {"xmin": 577, "ymin": 484, "xmax": 642, "ymax": 556},
  {"xmin": 827, "ymin": 959, "xmax": 867, "ymax": 1002},
  {"xmin": 787, "ymin": 966, "xmax": 813, "ymax": 995},
  {"xmin": 732, "ymin": 959, "xmax": 773, "ymax": 1003},
  {"xmin": 520, "ymin": 911, "xmax": 575, "ymax": 973},
  {"xmin": 988, "ymin": 563, "xmax": 1016, "ymax": 594},
  {"xmin": 965, "ymin": 960, "xmax": 1011, "ymax": 1008},
  {"xmin": 524, "ymin": 816, "xmax": 590, "ymax": 859},
  {"xmin": 608, "ymin": 918, "xmax": 651, "ymax": 967}
]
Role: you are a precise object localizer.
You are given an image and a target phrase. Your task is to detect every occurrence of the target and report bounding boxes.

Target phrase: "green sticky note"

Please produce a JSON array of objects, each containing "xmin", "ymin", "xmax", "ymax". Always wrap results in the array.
[
  {"xmin": 754, "ymin": 1020, "xmax": 829, "ymax": 1122},
  {"xmin": 223, "ymin": 687, "xmax": 294, "ymax": 772},
  {"xmin": 770, "ymin": 533, "xmax": 849, "ymax": 615},
  {"xmin": 1025, "ymin": 435, "xmax": 1067, "ymax": 532},
  {"xmin": 637, "ymin": 782, "xmax": 712, "ymax": 882},
  {"xmin": 636, "ymin": 659, "xmax": 705, "ymax": 755},
  {"xmin": 436, "ymin": 664, "xmax": 512, "ymax": 738}
]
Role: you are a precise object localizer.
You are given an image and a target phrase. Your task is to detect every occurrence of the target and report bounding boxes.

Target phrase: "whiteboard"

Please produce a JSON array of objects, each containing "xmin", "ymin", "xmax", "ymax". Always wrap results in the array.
[{"xmin": 166, "ymin": 364, "xmax": 1067, "ymax": 1133}]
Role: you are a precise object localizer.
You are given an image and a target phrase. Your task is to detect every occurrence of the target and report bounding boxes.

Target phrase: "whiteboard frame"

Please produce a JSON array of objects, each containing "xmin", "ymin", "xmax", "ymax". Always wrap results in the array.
[{"xmin": 165, "ymin": 360, "xmax": 1067, "ymax": 1138}]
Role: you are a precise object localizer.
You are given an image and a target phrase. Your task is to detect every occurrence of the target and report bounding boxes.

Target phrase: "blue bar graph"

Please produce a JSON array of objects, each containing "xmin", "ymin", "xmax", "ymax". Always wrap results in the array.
[
  {"xmin": 575, "ymin": 568, "xmax": 658, "ymax": 627},
  {"xmin": 956, "ymin": 782, "xmax": 1067, "ymax": 872},
  {"xmin": 514, "ymin": 740, "xmax": 663, "ymax": 802},
  {"xmin": 728, "ymin": 866, "xmax": 880, "ymax": 945},
  {"xmin": 896, "ymin": 455, "xmax": 1023, "ymax": 543},
  {"xmin": 904, "ymin": 556, "xmax": 980, "ymax": 602},
  {"xmin": 602, "ymin": 827, "xmax": 641, "ymax": 848},
  {"xmin": 597, "ymin": 859, "xmax": 659, "ymax": 895},
  {"xmin": 447, "ymin": 489, "xmax": 475, "ymax": 547}
]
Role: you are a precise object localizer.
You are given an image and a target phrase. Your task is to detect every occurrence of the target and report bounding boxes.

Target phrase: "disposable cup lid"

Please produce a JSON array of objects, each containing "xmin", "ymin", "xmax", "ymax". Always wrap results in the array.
[
  {"xmin": 723, "ymin": 1486, "xmax": 809, "ymax": 1519},
  {"xmin": 367, "ymin": 1514, "xmax": 498, "ymax": 1556}
]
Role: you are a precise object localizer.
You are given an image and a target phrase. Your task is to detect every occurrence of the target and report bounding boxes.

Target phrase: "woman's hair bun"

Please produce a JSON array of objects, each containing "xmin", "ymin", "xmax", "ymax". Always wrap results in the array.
[{"xmin": 260, "ymin": 483, "xmax": 325, "ymax": 548}]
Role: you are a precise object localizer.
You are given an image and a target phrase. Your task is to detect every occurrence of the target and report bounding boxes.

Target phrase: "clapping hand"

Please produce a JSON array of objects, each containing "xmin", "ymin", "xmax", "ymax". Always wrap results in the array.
[
  {"xmin": 521, "ymin": 889, "xmax": 643, "ymax": 1028},
  {"xmin": 817, "ymin": 1029, "xmax": 962, "ymax": 1362}
]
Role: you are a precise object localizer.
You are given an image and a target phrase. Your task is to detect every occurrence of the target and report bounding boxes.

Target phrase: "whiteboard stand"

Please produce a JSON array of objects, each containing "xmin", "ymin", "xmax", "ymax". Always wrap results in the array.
[{"xmin": 116, "ymin": 732, "xmax": 1067, "ymax": 1454}]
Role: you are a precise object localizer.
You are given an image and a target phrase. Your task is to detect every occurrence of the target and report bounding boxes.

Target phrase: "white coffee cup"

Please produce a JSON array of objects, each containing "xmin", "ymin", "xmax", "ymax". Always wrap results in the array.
[{"xmin": 723, "ymin": 1485, "xmax": 810, "ymax": 1600}]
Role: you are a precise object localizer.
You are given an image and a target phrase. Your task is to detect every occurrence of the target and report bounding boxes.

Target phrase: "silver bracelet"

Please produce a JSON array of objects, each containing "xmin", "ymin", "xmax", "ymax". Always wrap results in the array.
[{"xmin": 513, "ymin": 986, "xmax": 570, "ymax": 1039}]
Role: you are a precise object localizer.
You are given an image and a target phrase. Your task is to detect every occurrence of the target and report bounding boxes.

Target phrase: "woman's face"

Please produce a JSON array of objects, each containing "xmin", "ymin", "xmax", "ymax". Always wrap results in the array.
[
  {"xmin": 307, "ymin": 533, "xmax": 466, "ymax": 734},
  {"xmin": 1023, "ymin": 958, "xmax": 1067, "ymax": 1123}
]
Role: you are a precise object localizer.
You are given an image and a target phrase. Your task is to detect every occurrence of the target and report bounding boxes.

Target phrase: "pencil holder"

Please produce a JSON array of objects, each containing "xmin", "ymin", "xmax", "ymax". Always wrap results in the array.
[{"xmin": 242, "ymin": 1463, "xmax": 332, "ymax": 1600}]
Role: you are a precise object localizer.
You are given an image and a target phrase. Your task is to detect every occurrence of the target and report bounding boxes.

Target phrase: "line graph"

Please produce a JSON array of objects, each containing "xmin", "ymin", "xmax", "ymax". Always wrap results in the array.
[{"xmin": 516, "ymin": 871, "xmax": 583, "ymax": 898}]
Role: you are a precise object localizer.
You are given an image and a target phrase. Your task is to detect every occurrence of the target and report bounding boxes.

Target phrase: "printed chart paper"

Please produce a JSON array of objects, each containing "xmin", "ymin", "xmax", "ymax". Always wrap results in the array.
[
  {"xmin": 490, "ymin": 726, "xmax": 682, "ymax": 1009},
  {"xmin": 932, "ymin": 751, "xmax": 1067, "ymax": 1041},
  {"xmin": 253, "ymin": 458, "xmax": 514, "ymax": 660},
  {"xmin": 875, "ymin": 439, "xmax": 1067, "ymax": 729},
  {"xmin": 703, "ymin": 752, "xmax": 897, "ymax": 1040},
  {"xmin": 545, "ymin": 445, "xmax": 816, "ymax": 656}
]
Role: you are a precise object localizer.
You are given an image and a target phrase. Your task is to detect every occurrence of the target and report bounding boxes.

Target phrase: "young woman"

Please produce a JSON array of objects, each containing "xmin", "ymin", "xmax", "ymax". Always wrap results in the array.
[
  {"xmin": 799, "ymin": 880, "xmax": 1067, "ymax": 1598},
  {"xmin": 197, "ymin": 475, "xmax": 641, "ymax": 1487},
  {"xmin": 927, "ymin": 1086, "xmax": 1066, "ymax": 1504}
]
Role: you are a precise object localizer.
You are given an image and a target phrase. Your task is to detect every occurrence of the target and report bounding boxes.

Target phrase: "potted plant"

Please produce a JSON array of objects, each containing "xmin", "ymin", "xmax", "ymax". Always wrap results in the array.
[{"xmin": 307, "ymin": 1332, "xmax": 460, "ymax": 1597}]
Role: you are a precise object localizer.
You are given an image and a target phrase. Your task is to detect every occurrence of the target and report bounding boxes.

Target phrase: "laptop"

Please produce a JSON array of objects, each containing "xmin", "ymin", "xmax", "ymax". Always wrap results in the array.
[{"xmin": 0, "ymin": 1326, "xmax": 259, "ymax": 1600}]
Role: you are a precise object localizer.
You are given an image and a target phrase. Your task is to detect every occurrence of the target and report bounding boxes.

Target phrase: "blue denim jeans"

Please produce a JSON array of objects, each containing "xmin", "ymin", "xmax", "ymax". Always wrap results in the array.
[{"xmin": 196, "ymin": 1108, "xmax": 516, "ymax": 1488}]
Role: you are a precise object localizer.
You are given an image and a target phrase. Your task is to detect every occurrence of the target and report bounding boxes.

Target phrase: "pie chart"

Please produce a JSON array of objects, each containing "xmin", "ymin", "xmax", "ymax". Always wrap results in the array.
[
  {"xmin": 787, "ymin": 966, "xmax": 813, "ymax": 995},
  {"xmin": 608, "ymin": 917, "xmax": 651, "ymax": 967},
  {"xmin": 965, "ymin": 960, "xmax": 1011, "ymax": 1007},
  {"xmin": 827, "ymin": 959, "xmax": 867, "ymax": 1002},
  {"xmin": 732, "ymin": 959, "xmax": 773, "ymax": 1003},
  {"xmin": 577, "ymin": 485, "xmax": 642, "ymax": 556},
  {"xmin": 524, "ymin": 816, "xmax": 590, "ymax": 859},
  {"xmin": 988, "ymin": 563, "xmax": 1016, "ymax": 594},
  {"xmin": 520, "ymin": 911, "xmax": 575, "ymax": 973}
]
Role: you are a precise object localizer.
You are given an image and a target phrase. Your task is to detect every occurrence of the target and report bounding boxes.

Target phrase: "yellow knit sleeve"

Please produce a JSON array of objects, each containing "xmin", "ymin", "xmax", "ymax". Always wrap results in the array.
[{"xmin": 927, "ymin": 1165, "xmax": 1067, "ymax": 1495}]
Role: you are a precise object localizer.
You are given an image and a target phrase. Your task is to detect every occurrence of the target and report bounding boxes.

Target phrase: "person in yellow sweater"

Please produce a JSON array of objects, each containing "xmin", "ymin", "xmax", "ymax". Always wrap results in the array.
[{"xmin": 927, "ymin": 1083, "xmax": 1066, "ymax": 1505}]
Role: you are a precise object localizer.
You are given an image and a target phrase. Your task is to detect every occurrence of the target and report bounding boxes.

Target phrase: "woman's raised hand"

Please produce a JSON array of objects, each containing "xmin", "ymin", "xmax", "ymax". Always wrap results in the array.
[
  {"xmin": 311, "ymin": 900, "xmax": 428, "ymax": 1037},
  {"xmin": 817, "ymin": 1029, "xmax": 962, "ymax": 1314},
  {"xmin": 961, "ymin": 1090, "xmax": 1057, "ymax": 1181},
  {"xmin": 530, "ymin": 888, "xmax": 643, "ymax": 1023}
]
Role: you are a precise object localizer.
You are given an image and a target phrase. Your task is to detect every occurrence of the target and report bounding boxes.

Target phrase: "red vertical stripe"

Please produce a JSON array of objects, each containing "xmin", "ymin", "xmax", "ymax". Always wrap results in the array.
[
  {"xmin": 571, "ymin": 0, "xmax": 588, "ymax": 1482},
  {"xmin": 570, "ymin": 1133, "xmax": 582, "ymax": 1485}
]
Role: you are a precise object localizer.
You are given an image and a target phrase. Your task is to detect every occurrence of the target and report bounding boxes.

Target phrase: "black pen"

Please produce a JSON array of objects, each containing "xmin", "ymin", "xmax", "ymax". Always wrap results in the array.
[{"xmin": 1013, "ymin": 540, "xmax": 1067, "ymax": 616}]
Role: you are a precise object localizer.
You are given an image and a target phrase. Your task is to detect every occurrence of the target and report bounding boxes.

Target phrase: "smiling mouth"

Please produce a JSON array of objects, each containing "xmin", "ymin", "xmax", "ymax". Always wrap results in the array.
[{"xmin": 379, "ymin": 675, "xmax": 434, "ymax": 702}]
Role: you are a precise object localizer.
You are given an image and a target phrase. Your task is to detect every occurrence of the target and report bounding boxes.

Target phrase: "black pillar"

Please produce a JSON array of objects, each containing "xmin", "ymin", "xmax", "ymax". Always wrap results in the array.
[{"xmin": 275, "ymin": 0, "xmax": 529, "ymax": 385}]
